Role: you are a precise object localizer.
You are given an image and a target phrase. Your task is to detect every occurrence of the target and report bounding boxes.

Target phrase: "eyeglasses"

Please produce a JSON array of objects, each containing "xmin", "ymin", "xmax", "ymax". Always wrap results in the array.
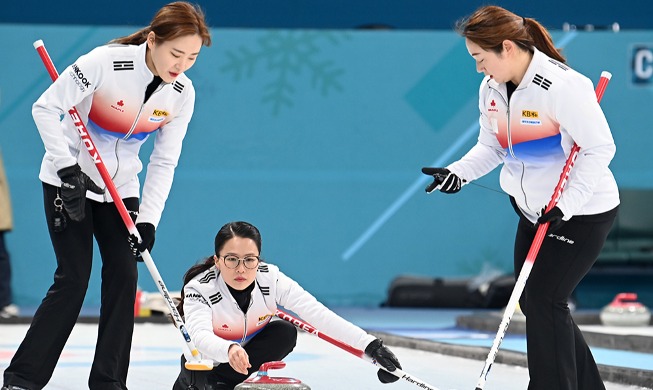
[{"xmin": 220, "ymin": 255, "xmax": 260, "ymax": 269}]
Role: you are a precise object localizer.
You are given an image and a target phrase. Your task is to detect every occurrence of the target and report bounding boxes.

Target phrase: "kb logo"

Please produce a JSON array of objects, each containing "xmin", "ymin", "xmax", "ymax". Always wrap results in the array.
[{"xmin": 632, "ymin": 45, "xmax": 653, "ymax": 86}]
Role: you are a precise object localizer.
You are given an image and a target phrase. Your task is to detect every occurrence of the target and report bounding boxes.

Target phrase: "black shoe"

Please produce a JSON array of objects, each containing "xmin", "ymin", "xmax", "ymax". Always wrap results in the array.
[{"xmin": 2, "ymin": 385, "xmax": 31, "ymax": 390}]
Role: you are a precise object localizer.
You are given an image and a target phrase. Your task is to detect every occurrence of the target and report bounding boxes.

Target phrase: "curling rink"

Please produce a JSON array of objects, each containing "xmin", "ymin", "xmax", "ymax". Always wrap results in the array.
[{"xmin": 1, "ymin": 317, "xmax": 651, "ymax": 390}]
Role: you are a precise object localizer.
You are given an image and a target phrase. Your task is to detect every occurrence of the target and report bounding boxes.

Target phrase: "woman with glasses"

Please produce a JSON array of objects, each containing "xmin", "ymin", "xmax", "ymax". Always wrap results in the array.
[{"xmin": 173, "ymin": 221, "xmax": 402, "ymax": 390}]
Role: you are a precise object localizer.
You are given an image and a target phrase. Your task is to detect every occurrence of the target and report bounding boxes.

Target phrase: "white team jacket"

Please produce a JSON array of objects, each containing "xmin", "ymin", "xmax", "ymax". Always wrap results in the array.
[
  {"xmin": 32, "ymin": 42, "xmax": 195, "ymax": 227},
  {"xmin": 183, "ymin": 262, "xmax": 376, "ymax": 364},
  {"xmin": 448, "ymin": 47, "xmax": 619, "ymax": 223}
]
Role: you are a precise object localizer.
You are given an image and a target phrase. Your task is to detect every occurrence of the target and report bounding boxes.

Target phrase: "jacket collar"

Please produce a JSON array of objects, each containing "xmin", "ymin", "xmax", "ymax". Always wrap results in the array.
[
  {"xmin": 137, "ymin": 41, "xmax": 156, "ymax": 82},
  {"xmin": 518, "ymin": 46, "xmax": 544, "ymax": 90}
]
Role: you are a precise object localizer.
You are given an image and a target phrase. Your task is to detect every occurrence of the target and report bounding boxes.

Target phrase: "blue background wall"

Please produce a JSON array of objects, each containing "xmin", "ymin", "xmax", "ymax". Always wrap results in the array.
[
  {"xmin": 3, "ymin": 0, "xmax": 653, "ymax": 30},
  {"xmin": 0, "ymin": 10, "xmax": 652, "ymax": 309}
]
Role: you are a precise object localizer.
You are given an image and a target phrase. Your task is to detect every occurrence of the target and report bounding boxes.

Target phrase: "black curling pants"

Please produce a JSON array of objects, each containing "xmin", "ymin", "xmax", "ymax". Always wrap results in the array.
[
  {"xmin": 0, "ymin": 231, "xmax": 11, "ymax": 309},
  {"xmin": 173, "ymin": 319, "xmax": 298, "ymax": 390},
  {"xmin": 514, "ymin": 206, "xmax": 618, "ymax": 390},
  {"xmin": 3, "ymin": 183, "xmax": 139, "ymax": 390}
]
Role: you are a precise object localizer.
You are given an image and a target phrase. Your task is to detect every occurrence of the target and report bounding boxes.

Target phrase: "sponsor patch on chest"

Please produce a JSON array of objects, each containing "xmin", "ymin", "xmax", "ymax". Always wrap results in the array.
[
  {"xmin": 521, "ymin": 110, "xmax": 541, "ymax": 125},
  {"xmin": 148, "ymin": 109, "xmax": 169, "ymax": 123},
  {"xmin": 257, "ymin": 313, "xmax": 272, "ymax": 326}
]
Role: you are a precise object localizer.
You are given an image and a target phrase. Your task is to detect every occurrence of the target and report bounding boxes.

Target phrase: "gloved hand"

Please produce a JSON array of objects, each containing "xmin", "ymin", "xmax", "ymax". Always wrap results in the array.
[
  {"xmin": 128, "ymin": 222, "xmax": 156, "ymax": 261},
  {"xmin": 56, "ymin": 164, "xmax": 104, "ymax": 221},
  {"xmin": 421, "ymin": 167, "xmax": 466, "ymax": 194},
  {"xmin": 537, "ymin": 206, "xmax": 565, "ymax": 233},
  {"xmin": 365, "ymin": 338, "xmax": 402, "ymax": 384}
]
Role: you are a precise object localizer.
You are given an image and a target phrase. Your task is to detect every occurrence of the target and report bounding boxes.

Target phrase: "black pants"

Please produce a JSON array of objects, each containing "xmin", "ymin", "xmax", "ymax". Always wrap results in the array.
[
  {"xmin": 3, "ymin": 183, "xmax": 139, "ymax": 390},
  {"xmin": 173, "ymin": 320, "xmax": 298, "ymax": 390},
  {"xmin": 514, "ymin": 205, "xmax": 618, "ymax": 390},
  {"xmin": 0, "ymin": 230, "xmax": 11, "ymax": 308}
]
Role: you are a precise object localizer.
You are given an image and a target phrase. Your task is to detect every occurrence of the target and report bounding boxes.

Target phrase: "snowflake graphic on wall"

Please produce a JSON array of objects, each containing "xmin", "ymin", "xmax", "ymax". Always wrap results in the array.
[{"xmin": 221, "ymin": 31, "xmax": 350, "ymax": 115}]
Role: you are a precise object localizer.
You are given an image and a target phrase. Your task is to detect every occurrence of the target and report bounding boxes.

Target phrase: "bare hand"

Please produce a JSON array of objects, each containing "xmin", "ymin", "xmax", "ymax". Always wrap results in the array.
[{"xmin": 228, "ymin": 344, "xmax": 251, "ymax": 375}]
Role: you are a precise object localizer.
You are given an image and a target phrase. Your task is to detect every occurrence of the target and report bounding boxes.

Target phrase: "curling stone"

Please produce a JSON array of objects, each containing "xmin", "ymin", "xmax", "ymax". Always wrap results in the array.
[
  {"xmin": 235, "ymin": 361, "xmax": 310, "ymax": 390},
  {"xmin": 599, "ymin": 293, "xmax": 651, "ymax": 327}
]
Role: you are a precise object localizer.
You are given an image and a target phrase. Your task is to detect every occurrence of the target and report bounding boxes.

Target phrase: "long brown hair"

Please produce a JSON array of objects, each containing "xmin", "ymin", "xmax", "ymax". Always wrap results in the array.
[
  {"xmin": 111, "ymin": 1, "xmax": 211, "ymax": 47},
  {"xmin": 455, "ymin": 5, "xmax": 565, "ymax": 63},
  {"xmin": 176, "ymin": 222, "xmax": 263, "ymax": 317}
]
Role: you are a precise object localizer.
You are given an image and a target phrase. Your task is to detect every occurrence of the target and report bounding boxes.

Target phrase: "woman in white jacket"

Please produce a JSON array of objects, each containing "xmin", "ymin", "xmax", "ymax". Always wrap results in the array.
[
  {"xmin": 173, "ymin": 221, "xmax": 401, "ymax": 390},
  {"xmin": 422, "ymin": 5, "xmax": 618, "ymax": 390},
  {"xmin": 3, "ymin": 3, "xmax": 211, "ymax": 390}
]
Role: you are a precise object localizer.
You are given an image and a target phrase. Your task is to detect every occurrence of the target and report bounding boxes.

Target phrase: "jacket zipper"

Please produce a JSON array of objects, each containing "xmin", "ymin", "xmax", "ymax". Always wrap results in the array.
[
  {"xmin": 108, "ymin": 83, "xmax": 164, "ymax": 202},
  {"xmin": 489, "ymin": 86, "xmax": 516, "ymax": 159},
  {"xmin": 489, "ymin": 84, "xmax": 531, "ymax": 210},
  {"xmin": 239, "ymin": 294, "xmax": 254, "ymax": 344},
  {"xmin": 240, "ymin": 313, "xmax": 248, "ymax": 344},
  {"xmin": 124, "ymin": 105, "xmax": 146, "ymax": 140},
  {"xmin": 124, "ymin": 82, "xmax": 164, "ymax": 139}
]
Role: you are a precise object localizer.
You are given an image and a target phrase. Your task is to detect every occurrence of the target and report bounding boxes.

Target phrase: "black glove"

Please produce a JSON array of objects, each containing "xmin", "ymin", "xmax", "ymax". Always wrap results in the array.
[
  {"xmin": 537, "ymin": 206, "xmax": 565, "ymax": 233},
  {"xmin": 128, "ymin": 222, "xmax": 156, "ymax": 261},
  {"xmin": 56, "ymin": 164, "xmax": 104, "ymax": 221},
  {"xmin": 421, "ymin": 167, "xmax": 465, "ymax": 194},
  {"xmin": 365, "ymin": 338, "xmax": 402, "ymax": 384}
]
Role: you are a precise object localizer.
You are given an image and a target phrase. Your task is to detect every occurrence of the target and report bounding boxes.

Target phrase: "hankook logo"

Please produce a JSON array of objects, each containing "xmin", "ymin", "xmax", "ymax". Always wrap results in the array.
[{"xmin": 69, "ymin": 64, "xmax": 91, "ymax": 91}]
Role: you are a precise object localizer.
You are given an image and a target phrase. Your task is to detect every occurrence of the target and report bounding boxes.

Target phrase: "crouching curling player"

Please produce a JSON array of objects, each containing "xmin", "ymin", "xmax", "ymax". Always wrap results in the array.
[{"xmin": 173, "ymin": 221, "xmax": 401, "ymax": 390}]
